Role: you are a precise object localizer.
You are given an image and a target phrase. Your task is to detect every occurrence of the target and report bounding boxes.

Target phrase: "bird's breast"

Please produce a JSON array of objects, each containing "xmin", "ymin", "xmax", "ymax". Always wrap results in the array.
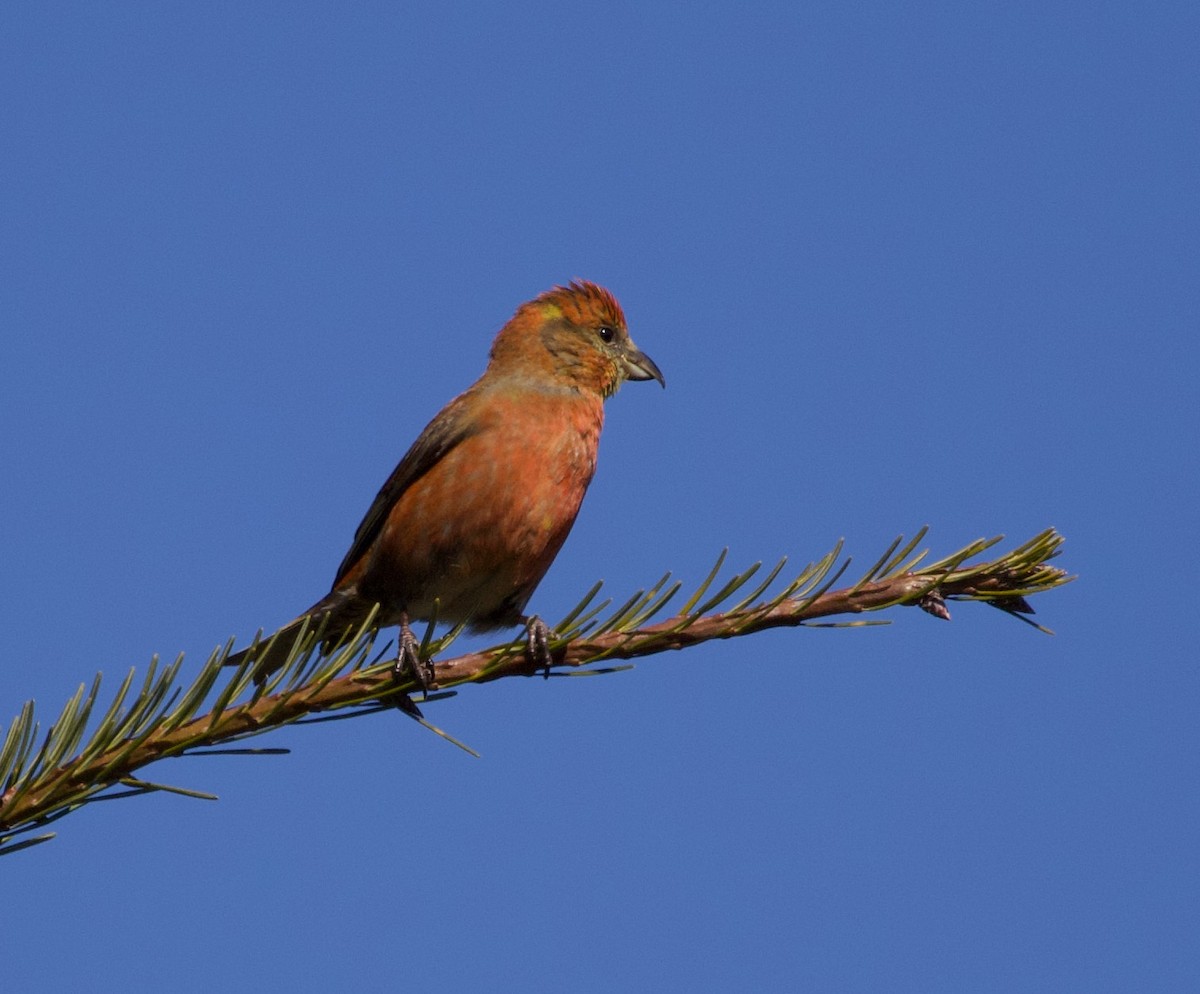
[{"xmin": 365, "ymin": 390, "xmax": 605, "ymax": 626}]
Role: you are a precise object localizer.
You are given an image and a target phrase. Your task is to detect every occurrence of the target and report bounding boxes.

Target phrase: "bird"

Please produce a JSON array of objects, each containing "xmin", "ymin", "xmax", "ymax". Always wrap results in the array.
[{"xmin": 225, "ymin": 280, "xmax": 664, "ymax": 687}]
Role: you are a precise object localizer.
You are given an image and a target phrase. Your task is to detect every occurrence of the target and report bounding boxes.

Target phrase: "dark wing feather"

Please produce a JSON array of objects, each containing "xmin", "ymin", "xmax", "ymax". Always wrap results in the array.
[{"xmin": 332, "ymin": 395, "xmax": 480, "ymax": 587}]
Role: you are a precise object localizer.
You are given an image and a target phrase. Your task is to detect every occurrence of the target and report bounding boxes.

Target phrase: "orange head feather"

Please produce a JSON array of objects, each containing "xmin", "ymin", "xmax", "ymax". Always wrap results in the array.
[{"xmin": 488, "ymin": 280, "xmax": 663, "ymax": 397}]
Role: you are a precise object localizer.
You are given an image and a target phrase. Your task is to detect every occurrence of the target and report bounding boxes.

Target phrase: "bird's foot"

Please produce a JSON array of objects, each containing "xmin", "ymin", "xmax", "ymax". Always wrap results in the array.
[
  {"xmin": 916, "ymin": 589, "xmax": 951, "ymax": 621},
  {"xmin": 392, "ymin": 616, "xmax": 436, "ymax": 692},
  {"xmin": 523, "ymin": 615, "xmax": 554, "ymax": 679}
]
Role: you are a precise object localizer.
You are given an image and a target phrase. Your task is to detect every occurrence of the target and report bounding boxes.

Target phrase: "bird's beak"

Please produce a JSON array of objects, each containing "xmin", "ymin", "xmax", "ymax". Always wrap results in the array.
[{"xmin": 621, "ymin": 345, "xmax": 666, "ymax": 388}]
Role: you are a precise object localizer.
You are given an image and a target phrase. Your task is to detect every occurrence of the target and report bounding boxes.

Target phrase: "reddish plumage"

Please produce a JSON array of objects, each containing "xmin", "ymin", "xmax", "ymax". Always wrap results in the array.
[{"xmin": 228, "ymin": 280, "xmax": 663, "ymax": 674}]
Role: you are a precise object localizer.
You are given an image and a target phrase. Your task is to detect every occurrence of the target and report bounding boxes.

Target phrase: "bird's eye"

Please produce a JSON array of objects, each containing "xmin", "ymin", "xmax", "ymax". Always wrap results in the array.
[{"xmin": 597, "ymin": 326, "xmax": 616, "ymax": 343}]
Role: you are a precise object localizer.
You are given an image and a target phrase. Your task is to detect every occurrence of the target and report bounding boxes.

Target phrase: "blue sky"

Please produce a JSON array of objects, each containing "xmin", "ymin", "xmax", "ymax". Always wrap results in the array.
[{"xmin": 2, "ymin": 2, "xmax": 1197, "ymax": 990}]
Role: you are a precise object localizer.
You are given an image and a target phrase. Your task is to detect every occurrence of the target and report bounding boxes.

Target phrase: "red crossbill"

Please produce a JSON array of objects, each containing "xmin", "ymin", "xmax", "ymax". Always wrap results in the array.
[{"xmin": 226, "ymin": 280, "xmax": 663, "ymax": 682}]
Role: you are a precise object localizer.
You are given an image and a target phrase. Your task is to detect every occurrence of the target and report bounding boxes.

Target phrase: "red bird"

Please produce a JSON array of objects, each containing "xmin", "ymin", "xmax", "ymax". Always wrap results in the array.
[{"xmin": 227, "ymin": 280, "xmax": 663, "ymax": 681}]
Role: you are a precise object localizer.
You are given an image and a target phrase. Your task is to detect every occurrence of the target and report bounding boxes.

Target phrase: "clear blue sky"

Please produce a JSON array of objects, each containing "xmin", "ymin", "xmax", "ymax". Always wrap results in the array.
[{"xmin": 2, "ymin": 3, "xmax": 1196, "ymax": 991}]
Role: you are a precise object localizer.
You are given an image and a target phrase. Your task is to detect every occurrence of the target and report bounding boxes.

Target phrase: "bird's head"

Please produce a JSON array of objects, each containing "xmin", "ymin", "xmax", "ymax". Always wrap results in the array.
[{"xmin": 489, "ymin": 280, "xmax": 664, "ymax": 398}]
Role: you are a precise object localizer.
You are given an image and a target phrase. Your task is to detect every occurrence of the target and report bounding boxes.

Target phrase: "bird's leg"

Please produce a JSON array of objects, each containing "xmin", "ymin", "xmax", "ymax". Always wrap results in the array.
[
  {"xmin": 522, "ymin": 615, "xmax": 554, "ymax": 679},
  {"xmin": 392, "ymin": 612, "xmax": 436, "ymax": 692}
]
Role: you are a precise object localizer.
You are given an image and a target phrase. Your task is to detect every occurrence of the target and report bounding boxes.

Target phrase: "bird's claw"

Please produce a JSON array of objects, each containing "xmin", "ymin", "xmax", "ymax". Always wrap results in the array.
[
  {"xmin": 392, "ymin": 618, "xmax": 436, "ymax": 692},
  {"xmin": 390, "ymin": 691, "xmax": 425, "ymax": 720},
  {"xmin": 387, "ymin": 619, "xmax": 435, "ymax": 718},
  {"xmin": 524, "ymin": 616, "xmax": 554, "ymax": 679},
  {"xmin": 916, "ymin": 589, "xmax": 951, "ymax": 621}
]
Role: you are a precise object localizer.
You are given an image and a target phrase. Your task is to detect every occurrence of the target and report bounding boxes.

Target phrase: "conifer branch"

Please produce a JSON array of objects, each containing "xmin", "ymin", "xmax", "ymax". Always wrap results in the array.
[{"xmin": 0, "ymin": 528, "xmax": 1071, "ymax": 854}]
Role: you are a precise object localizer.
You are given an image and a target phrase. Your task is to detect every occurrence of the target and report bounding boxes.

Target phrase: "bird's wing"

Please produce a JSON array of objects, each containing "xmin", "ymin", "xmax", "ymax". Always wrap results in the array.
[{"xmin": 332, "ymin": 395, "xmax": 480, "ymax": 588}]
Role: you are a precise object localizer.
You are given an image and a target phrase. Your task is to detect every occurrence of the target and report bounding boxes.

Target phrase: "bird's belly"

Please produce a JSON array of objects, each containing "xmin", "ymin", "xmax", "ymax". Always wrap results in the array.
[{"xmin": 364, "ymin": 412, "xmax": 599, "ymax": 628}]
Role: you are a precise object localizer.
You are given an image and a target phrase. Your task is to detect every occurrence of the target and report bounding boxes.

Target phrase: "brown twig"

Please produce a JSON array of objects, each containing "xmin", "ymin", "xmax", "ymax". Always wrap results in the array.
[{"xmin": 0, "ymin": 528, "xmax": 1071, "ymax": 850}]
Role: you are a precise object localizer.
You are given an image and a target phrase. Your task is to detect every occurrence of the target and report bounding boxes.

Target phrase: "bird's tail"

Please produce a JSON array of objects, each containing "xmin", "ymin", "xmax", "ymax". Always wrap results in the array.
[{"xmin": 222, "ymin": 589, "xmax": 376, "ymax": 680}]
